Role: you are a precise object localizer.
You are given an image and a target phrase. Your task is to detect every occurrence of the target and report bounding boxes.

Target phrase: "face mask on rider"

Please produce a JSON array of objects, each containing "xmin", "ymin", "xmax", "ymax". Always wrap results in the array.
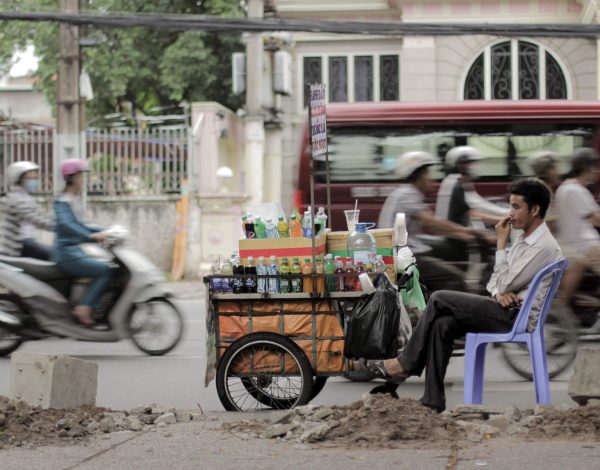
[{"xmin": 23, "ymin": 179, "xmax": 40, "ymax": 194}]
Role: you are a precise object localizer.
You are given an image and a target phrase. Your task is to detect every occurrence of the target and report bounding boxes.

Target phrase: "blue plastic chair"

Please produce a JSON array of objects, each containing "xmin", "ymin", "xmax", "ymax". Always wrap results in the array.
[{"xmin": 463, "ymin": 258, "xmax": 568, "ymax": 406}]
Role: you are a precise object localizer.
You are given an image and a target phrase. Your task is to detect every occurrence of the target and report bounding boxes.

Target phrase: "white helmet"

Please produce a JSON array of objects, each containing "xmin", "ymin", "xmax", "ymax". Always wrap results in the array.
[
  {"xmin": 527, "ymin": 151, "xmax": 558, "ymax": 178},
  {"xmin": 445, "ymin": 146, "xmax": 483, "ymax": 170},
  {"xmin": 7, "ymin": 161, "xmax": 39, "ymax": 185},
  {"xmin": 395, "ymin": 151, "xmax": 437, "ymax": 180}
]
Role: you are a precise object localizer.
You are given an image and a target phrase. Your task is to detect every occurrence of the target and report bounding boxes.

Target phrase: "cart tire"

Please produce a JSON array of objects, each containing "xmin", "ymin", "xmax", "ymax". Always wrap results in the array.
[
  {"xmin": 501, "ymin": 304, "xmax": 578, "ymax": 380},
  {"xmin": 216, "ymin": 332, "xmax": 314, "ymax": 411}
]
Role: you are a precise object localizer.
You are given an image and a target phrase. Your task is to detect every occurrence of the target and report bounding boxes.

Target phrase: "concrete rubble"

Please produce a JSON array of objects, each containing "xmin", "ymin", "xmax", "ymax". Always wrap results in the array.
[{"xmin": 222, "ymin": 394, "xmax": 600, "ymax": 448}]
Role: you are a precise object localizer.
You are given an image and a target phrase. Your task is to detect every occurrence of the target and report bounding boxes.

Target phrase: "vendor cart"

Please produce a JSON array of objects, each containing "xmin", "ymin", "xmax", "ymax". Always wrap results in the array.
[{"xmin": 203, "ymin": 278, "xmax": 373, "ymax": 411}]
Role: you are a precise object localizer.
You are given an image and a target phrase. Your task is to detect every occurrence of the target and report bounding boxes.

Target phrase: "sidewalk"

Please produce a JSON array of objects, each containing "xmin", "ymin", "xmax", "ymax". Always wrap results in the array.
[
  {"xmin": 0, "ymin": 412, "xmax": 598, "ymax": 470},
  {"xmin": 159, "ymin": 280, "xmax": 204, "ymax": 300}
]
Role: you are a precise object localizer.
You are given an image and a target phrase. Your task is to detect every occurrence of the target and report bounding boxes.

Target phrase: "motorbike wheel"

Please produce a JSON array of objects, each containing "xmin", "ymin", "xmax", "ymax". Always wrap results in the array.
[
  {"xmin": 501, "ymin": 304, "xmax": 578, "ymax": 380},
  {"xmin": 0, "ymin": 298, "xmax": 24, "ymax": 356},
  {"xmin": 128, "ymin": 299, "xmax": 184, "ymax": 356},
  {"xmin": 216, "ymin": 332, "xmax": 314, "ymax": 411}
]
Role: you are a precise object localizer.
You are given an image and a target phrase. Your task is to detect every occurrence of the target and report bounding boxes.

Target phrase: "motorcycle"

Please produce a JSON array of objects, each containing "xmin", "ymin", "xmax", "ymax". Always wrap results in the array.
[{"xmin": 0, "ymin": 226, "xmax": 184, "ymax": 356}]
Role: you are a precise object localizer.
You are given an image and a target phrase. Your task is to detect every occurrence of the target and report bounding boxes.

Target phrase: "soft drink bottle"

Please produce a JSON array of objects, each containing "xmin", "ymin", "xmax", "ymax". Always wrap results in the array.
[
  {"xmin": 232, "ymin": 256, "xmax": 245, "ymax": 293},
  {"xmin": 302, "ymin": 258, "xmax": 313, "ymax": 293},
  {"xmin": 356, "ymin": 261, "xmax": 366, "ymax": 291},
  {"xmin": 315, "ymin": 257, "xmax": 325, "ymax": 293},
  {"xmin": 335, "ymin": 257, "xmax": 345, "ymax": 292},
  {"xmin": 277, "ymin": 216, "xmax": 290, "ymax": 238},
  {"xmin": 291, "ymin": 258, "xmax": 303, "ymax": 293},
  {"xmin": 324, "ymin": 254, "xmax": 336, "ymax": 293},
  {"xmin": 240, "ymin": 215, "xmax": 248, "ymax": 238},
  {"xmin": 315, "ymin": 207, "xmax": 328, "ymax": 234},
  {"xmin": 265, "ymin": 217, "xmax": 279, "ymax": 238},
  {"xmin": 254, "ymin": 216, "xmax": 267, "ymax": 239},
  {"xmin": 256, "ymin": 256, "xmax": 268, "ymax": 293},
  {"xmin": 289, "ymin": 214, "xmax": 302, "ymax": 237},
  {"xmin": 344, "ymin": 257, "xmax": 356, "ymax": 291},
  {"xmin": 279, "ymin": 257, "xmax": 291, "ymax": 293},
  {"xmin": 291, "ymin": 207, "xmax": 299, "ymax": 221},
  {"xmin": 267, "ymin": 255, "xmax": 280, "ymax": 293},
  {"xmin": 245, "ymin": 256, "xmax": 257, "ymax": 293},
  {"xmin": 244, "ymin": 216, "xmax": 256, "ymax": 239},
  {"xmin": 301, "ymin": 211, "xmax": 313, "ymax": 238},
  {"xmin": 220, "ymin": 258, "xmax": 233, "ymax": 293}
]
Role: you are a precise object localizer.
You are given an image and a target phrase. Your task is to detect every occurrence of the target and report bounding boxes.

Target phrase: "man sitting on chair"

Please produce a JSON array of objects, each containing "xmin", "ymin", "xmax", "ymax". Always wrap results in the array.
[{"xmin": 367, "ymin": 178, "xmax": 561, "ymax": 412}]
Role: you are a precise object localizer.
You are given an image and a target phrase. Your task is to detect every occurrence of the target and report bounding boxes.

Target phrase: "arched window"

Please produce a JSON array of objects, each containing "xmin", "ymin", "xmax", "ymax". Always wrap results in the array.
[{"xmin": 464, "ymin": 40, "xmax": 568, "ymax": 100}]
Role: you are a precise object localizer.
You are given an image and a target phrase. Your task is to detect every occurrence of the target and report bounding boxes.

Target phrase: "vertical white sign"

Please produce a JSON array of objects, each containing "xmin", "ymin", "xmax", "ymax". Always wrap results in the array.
[{"xmin": 309, "ymin": 84, "xmax": 327, "ymax": 157}]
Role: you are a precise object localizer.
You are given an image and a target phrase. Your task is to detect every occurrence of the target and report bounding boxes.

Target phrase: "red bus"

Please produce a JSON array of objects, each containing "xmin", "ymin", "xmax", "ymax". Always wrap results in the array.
[{"xmin": 295, "ymin": 100, "xmax": 600, "ymax": 230}]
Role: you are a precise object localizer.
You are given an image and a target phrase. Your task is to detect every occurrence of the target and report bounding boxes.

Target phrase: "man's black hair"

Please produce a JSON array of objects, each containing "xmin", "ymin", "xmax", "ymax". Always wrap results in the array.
[
  {"xmin": 570, "ymin": 147, "xmax": 599, "ymax": 178},
  {"xmin": 508, "ymin": 178, "xmax": 551, "ymax": 219}
]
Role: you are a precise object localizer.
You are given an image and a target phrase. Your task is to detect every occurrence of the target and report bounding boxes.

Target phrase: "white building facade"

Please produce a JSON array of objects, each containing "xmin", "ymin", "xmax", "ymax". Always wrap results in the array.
[{"xmin": 270, "ymin": 0, "xmax": 600, "ymax": 209}]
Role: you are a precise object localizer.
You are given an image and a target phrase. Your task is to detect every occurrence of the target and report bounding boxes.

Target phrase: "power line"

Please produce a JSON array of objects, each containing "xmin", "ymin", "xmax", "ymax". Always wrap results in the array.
[{"xmin": 1, "ymin": 10, "xmax": 600, "ymax": 37}]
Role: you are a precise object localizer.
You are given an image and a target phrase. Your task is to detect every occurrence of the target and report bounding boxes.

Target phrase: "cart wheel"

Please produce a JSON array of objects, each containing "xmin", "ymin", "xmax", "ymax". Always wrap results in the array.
[
  {"xmin": 311, "ymin": 376, "xmax": 328, "ymax": 400},
  {"xmin": 216, "ymin": 332, "xmax": 314, "ymax": 411}
]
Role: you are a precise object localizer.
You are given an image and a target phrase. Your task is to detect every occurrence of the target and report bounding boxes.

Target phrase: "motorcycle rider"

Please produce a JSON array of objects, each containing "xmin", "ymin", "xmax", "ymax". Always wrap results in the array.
[
  {"xmin": 527, "ymin": 151, "xmax": 561, "ymax": 233},
  {"xmin": 53, "ymin": 159, "xmax": 110, "ymax": 326},
  {"xmin": 0, "ymin": 161, "xmax": 54, "ymax": 260},
  {"xmin": 436, "ymin": 146, "xmax": 507, "ymax": 226},
  {"xmin": 378, "ymin": 151, "xmax": 477, "ymax": 292},
  {"xmin": 554, "ymin": 148, "xmax": 600, "ymax": 308}
]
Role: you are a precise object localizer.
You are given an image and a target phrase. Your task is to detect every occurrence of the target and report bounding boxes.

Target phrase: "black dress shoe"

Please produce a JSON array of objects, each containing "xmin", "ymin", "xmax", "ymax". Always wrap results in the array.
[{"xmin": 365, "ymin": 359, "xmax": 408, "ymax": 384}]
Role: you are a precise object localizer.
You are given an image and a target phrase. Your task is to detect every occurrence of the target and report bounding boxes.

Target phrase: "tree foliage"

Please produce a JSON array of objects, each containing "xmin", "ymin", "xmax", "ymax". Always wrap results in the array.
[{"xmin": 0, "ymin": 0, "xmax": 245, "ymax": 121}]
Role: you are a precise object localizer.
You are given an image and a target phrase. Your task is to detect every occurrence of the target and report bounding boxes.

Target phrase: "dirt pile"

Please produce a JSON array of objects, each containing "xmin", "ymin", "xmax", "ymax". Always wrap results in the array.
[
  {"xmin": 223, "ymin": 396, "xmax": 600, "ymax": 448},
  {"xmin": 0, "ymin": 396, "xmax": 199, "ymax": 449},
  {"xmin": 223, "ymin": 394, "xmax": 465, "ymax": 448}
]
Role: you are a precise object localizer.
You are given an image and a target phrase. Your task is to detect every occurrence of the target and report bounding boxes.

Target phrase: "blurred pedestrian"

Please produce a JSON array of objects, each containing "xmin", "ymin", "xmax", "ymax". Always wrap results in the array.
[
  {"xmin": 378, "ymin": 151, "xmax": 476, "ymax": 292},
  {"xmin": 0, "ymin": 161, "xmax": 54, "ymax": 260},
  {"xmin": 554, "ymin": 148, "xmax": 600, "ymax": 307},
  {"xmin": 53, "ymin": 159, "xmax": 110, "ymax": 326}
]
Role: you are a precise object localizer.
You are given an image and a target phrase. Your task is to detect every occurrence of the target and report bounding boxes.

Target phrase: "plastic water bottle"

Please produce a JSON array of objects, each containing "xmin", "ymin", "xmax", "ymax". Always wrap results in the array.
[
  {"xmin": 267, "ymin": 256, "xmax": 280, "ymax": 293},
  {"xmin": 220, "ymin": 258, "xmax": 233, "ymax": 293},
  {"xmin": 265, "ymin": 217, "xmax": 279, "ymax": 238},
  {"xmin": 256, "ymin": 256, "xmax": 268, "ymax": 293},
  {"xmin": 245, "ymin": 256, "xmax": 257, "ymax": 293},
  {"xmin": 324, "ymin": 254, "xmax": 336, "ymax": 293},
  {"xmin": 315, "ymin": 207, "xmax": 327, "ymax": 234},
  {"xmin": 348, "ymin": 223, "xmax": 377, "ymax": 266},
  {"xmin": 254, "ymin": 216, "xmax": 267, "ymax": 239},
  {"xmin": 279, "ymin": 257, "xmax": 291, "ymax": 293},
  {"xmin": 209, "ymin": 260, "xmax": 221, "ymax": 293},
  {"xmin": 301, "ymin": 211, "xmax": 313, "ymax": 238},
  {"xmin": 374, "ymin": 255, "xmax": 387, "ymax": 273}
]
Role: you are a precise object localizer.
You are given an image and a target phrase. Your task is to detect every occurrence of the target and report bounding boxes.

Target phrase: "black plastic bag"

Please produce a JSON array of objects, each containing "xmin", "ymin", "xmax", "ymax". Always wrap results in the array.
[{"xmin": 344, "ymin": 274, "xmax": 400, "ymax": 360}]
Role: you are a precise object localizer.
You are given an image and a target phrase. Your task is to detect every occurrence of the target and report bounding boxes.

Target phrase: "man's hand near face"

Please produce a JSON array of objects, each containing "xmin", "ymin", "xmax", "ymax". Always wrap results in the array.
[{"xmin": 495, "ymin": 292, "xmax": 522, "ymax": 308}]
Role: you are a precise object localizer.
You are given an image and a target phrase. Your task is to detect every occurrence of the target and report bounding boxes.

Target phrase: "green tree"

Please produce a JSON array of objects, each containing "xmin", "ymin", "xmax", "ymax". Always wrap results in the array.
[{"xmin": 0, "ymin": 0, "xmax": 245, "ymax": 121}]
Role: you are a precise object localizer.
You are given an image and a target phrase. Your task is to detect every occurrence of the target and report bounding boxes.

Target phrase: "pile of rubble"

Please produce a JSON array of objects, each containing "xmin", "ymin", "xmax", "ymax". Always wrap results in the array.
[
  {"xmin": 0, "ymin": 396, "xmax": 200, "ymax": 449},
  {"xmin": 223, "ymin": 394, "xmax": 600, "ymax": 448}
]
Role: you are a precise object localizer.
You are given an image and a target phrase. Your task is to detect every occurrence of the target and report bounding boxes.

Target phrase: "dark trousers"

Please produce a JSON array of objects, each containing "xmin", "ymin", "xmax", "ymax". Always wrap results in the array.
[
  {"xmin": 20, "ymin": 239, "xmax": 52, "ymax": 261},
  {"xmin": 398, "ymin": 290, "xmax": 517, "ymax": 411},
  {"xmin": 414, "ymin": 254, "xmax": 467, "ymax": 293}
]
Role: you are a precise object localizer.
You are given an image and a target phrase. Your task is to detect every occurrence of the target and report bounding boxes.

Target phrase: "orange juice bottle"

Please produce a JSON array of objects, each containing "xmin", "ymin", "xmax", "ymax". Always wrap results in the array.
[
  {"xmin": 315, "ymin": 258, "xmax": 325, "ymax": 293},
  {"xmin": 302, "ymin": 258, "xmax": 313, "ymax": 293},
  {"xmin": 289, "ymin": 214, "xmax": 302, "ymax": 237}
]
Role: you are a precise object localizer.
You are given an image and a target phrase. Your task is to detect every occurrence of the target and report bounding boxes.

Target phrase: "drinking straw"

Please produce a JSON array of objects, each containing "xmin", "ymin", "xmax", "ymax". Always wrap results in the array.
[{"xmin": 354, "ymin": 198, "xmax": 358, "ymax": 217}]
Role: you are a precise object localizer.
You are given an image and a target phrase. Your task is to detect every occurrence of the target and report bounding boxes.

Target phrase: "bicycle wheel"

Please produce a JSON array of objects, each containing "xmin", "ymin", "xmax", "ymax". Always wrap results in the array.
[
  {"xmin": 128, "ymin": 299, "xmax": 184, "ymax": 356},
  {"xmin": 216, "ymin": 332, "xmax": 314, "ymax": 411},
  {"xmin": 501, "ymin": 305, "xmax": 578, "ymax": 380}
]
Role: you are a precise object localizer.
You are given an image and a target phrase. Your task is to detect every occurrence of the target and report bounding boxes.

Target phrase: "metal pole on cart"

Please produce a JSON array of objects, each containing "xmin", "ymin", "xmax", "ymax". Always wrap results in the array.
[{"xmin": 306, "ymin": 83, "xmax": 317, "ymax": 291}]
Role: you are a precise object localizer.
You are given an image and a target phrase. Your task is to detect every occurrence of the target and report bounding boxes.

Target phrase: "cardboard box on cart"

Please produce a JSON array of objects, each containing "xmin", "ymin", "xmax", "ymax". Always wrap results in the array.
[
  {"xmin": 326, "ymin": 229, "xmax": 396, "ymax": 282},
  {"xmin": 239, "ymin": 231, "xmax": 328, "ymax": 266}
]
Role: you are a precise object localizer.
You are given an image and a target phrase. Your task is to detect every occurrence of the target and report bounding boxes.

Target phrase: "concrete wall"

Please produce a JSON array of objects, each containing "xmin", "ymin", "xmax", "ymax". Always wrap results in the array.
[{"xmin": 0, "ymin": 89, "xmax": 53, "ymax": 124}]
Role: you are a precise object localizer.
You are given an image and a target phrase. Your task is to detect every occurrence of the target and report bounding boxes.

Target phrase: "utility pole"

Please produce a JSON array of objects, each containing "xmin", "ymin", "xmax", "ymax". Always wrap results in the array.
[
  {"xmin": 243, "ymin": 0, "xmax": 264, "ymax": 205},
  {"xmin": 55, "ymin": 0, "xmax": 83, "ymax": 194}
]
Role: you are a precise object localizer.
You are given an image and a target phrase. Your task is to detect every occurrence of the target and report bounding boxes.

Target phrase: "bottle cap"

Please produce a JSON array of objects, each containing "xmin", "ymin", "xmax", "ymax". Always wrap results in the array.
[
  {"xmin": 281, "ymin": 257, "xmax": 288, "ymax": 263},
  {"xmin": 278, "ymin": 216, "xmax": 284, "ymax": 220},
  {"xmin": 258, "ymin": 256, "xmax": 265, "ymax": 261}
]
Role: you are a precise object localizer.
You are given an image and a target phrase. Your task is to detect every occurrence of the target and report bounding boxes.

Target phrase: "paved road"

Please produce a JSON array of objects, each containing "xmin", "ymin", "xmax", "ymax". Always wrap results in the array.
[{"xmin": 0, "ymin": 295, "xmax": 582, "ymax": 411}]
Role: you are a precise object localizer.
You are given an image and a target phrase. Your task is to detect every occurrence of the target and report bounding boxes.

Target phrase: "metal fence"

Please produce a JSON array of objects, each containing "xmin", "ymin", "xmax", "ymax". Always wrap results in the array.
[
  {"xmin": 0, "ymin": 126, "xmax": 54, "ymax": 194},
  {"xmin": 86, "ymin": 126, "xmax": 188, "ymax": 196},
  {"xmin": 1, "ymin": 124, "xmax": 188, "ymax": 196}
]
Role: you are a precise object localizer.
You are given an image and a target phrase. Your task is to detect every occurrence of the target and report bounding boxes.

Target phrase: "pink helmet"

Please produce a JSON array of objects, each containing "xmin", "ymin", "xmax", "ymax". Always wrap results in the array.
[{"xmin": 60, "ymin": 159, "xmax": 89, "ymax": 179}]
